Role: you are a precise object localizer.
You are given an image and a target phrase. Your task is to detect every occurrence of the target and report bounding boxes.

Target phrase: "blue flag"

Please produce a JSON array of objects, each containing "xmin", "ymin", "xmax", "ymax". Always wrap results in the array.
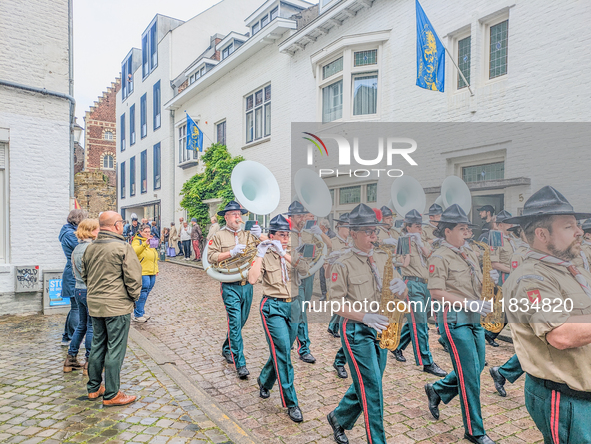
[
  {"xmin": 416, "ymin": 0, "xmax": 445, "ymax": 92},
  {"xmin": 186, "ymin": 113, "xmax": 203, "ymax": 152}
]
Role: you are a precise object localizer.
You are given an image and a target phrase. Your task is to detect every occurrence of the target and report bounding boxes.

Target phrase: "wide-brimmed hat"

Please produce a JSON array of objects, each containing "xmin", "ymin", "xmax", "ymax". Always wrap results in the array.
[
  {"xmin": 217, "ymin": 200, "xmax": 248, "ymax": 216},
  {"xmin": 495, "ymin": 210, "xmax": 513, "ymax": 224},
  {"xmin": 507, "ymin": 225, "xmax": 522, "ymax": 234},
  {"xmin": 582, "ymin": 218, "xmax": 591, "ymax": 231},
  {"xmin": 404, "ymin": 209, "xmax": 423, "ymax": 224},
  {"xmin": 380, "ymin": 206, "xmax": 394, "ymax": 218},
  {"xmin": 504, "ymin": 186, "xmax": 591, "ymax": 226},
  {"xmin": 426, "ymin": 203, "xmax": 443, "ymax": 216},
  {"xmin": 477, "ymin": 205, "xmax": 495, "ymax": 214},
  {"xmin": 439, "ymin": 204, "xmax": 472, "ymax": 225},
  {"xmin": 347, "ymin": 204, "xmax": 387, "ymax": 228},
  {"xmin": 284, "ymin": 200, "xmax": 309, "ymax": 216},
  {"xmin": 264, "ymin": 214, "xmax": 291, "ymax": 232},
  {"xmin": 335, "ymin": 213, "xmax": 350, "ymax": 226}
]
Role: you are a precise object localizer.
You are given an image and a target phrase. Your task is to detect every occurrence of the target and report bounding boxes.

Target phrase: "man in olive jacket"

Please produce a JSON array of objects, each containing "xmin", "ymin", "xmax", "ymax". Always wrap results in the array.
[{"xmin": 82, "ymin": 211, "xmax": 142, "ymax": 406}]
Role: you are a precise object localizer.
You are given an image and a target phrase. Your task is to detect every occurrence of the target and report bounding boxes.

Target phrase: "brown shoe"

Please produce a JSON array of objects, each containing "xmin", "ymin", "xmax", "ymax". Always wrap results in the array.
[
  {"xmin": 63, "ymin": 355, "xmax": 83, "ymax": 373},
  {"xmin": 83, "ymin": 360, "xmax": 88, "ymax": 376},
  {"xmin": 103, "ymin": 391, "xmax": 137, "ymax": 406},
  {"xmin": 88, "ymin": 385, "xmax": 105, "ymax": 400}
]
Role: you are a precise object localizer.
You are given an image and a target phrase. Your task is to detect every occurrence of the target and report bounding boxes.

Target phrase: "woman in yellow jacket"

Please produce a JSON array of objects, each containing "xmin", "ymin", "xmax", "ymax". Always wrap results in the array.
[{"xmin": 132, "ymin": 223, "xmax": 159, "ymax": 323}]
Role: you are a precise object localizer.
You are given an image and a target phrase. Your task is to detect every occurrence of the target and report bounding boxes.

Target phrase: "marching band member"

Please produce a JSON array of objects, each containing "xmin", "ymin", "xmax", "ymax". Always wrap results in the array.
[
  {"xmin": 391, "ymin": 210, "xmax": 447, "ymax": 377},
  {"xmin": 377, "ymin": 205, "xmax": 400, "ymax": 242},
  {"xmin": 422, "ymin": 203, "xmax": 443, "ymax": 245},
  {"xmin": 287, "ymin": 200, "xmax": 332, "ymax": 364},
  {"xmin": 579, "ymin": 219, "xmax": 591, "ymax": 269},
  {"xmin": 503, "ymin": 186, "xmax": 591, "ymax": 443},
  {"xmin": 207, "ymin": 201, "xmax": 262, "ymax": 379},
  {"xmin": 248, "ymin": 214, "xmax": 309, "ymax": 423},
  {"xmin": 326, "ymin": 204, "xmax": 408, "ymax": 444},
  {"xmin": 424, "ymin": 204, "xmax": 496, "ymax": 444},
  {"xmin": 326, "ymin": 213, "xmax": 351, "ymax": 379}
]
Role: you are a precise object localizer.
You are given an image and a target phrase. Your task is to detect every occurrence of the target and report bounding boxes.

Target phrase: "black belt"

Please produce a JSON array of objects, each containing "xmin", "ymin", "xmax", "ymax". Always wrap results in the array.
[
  {"xmin": 528, "ymin": 374, "xmax": 591, "ymax": 401},
  {"xmin": 265, "ymin": 296, "xmax": 293, "ymax": 303},
  {"xmin": 402, "ymin": 276, "xmax": 427, "ymax": 284},
  {"xmin": 224, "ymin": 280, "xmax": 248, "ymax": 286}
]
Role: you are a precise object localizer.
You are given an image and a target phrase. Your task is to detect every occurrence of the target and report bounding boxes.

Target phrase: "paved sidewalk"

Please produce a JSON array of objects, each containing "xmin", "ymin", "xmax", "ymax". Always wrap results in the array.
[
  {"xmin": 134, "ymin": 262, "xmax": 544, "ymax": 444},
  {"xmin": 0, "ymin": 313, "xmax": 231, "ymax": 444}
]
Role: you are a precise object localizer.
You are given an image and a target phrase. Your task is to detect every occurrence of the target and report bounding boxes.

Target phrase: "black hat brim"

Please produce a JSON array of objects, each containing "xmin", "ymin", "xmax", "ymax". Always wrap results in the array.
[
  {"xmin": 504, "ymin": 211, "xmax": 591, "ymax": 225},
  {"xmin": 262, "ymin": 226, "xmax": 292, "ymax": 232},
  {"xmin": 217, "ymin": 208, "xmax": 249, "ymax": 216}
]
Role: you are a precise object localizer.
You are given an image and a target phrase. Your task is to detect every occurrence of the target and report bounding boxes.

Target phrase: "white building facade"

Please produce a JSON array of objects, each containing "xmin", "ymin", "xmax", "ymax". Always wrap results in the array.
[
  {"xmin": 0, "ymin": 0, "xmax": 74, "ymax": 314},
  {"xmin": 165, "ymin": 0, "xmax": 591, "ymax": 225}
]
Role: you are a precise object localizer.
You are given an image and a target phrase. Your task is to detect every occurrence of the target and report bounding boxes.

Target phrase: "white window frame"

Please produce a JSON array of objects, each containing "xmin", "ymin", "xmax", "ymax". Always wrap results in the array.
[
  {"xmin": 481, "ymin": 12, "xmax": 510, "ymax": 85},
  {"xmin": 102, "ymin": 154, "xmax": 115, "ymax": 170},
  {"xmin": 216, "ymin": 119, "xmax": 227, "ymax": 146},
  {"xmin": 104, "ymin": 131, "xmax": 113, "ymax": 140},
  {"xmin": 452, "ymin": 28, "xmax": 472, "ymax": 92},
  {"xmin": 244, "ymin": 84, "xmax": 271, "ymax": 145},
  {"xmin": 222, "ymin": 43, "xmax": 234, "ymax": 60},
  {"xmin": 0, "ymin": 142, "xmax": 8, "ymax": 264},
  {"xmin": 177, "ymin": 121, "xmax": 198, "ymax": 165}
]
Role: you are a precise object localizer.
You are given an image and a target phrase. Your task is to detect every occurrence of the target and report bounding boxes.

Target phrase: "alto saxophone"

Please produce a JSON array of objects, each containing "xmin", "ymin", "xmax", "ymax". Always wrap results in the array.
[
  {"xmin": 471, "ymin": 240, "xmax": 504, "ymax": 333},
  {"xmin": 376, "ymin": 247, "xmax": 409, "ymax": 350}
]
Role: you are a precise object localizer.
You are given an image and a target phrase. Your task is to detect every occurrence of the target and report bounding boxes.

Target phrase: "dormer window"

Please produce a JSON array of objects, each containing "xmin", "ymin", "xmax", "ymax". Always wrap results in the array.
[
  {"xmin": 252, "ymin": 22, "xmax": 260, "ymax": 35},
  {"xmin": 121, "ymin": 53, "xmax": 134, "ymax": 100},
  {"xmin": 222, "ymin": 44, "xmax": 233, "ymax": 60},
  {"xmin": 261, "ymin": 15, "xmax": 269, "ymax": 28},
  {"xmin": 270, "ymin": 6, "xmax": 278, "ymax": 21}
]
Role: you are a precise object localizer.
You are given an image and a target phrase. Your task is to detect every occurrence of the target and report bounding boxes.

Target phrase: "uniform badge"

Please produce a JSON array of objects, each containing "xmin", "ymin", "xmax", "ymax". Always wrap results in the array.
[
  {"xmin": 429, "ymin": 265, "xmax": 435, "ymax": 273},
  {"xmin": 512, "ymin": 261, "xmax": 518, "ymax": 269},
  {"xmin": 208, "ymin": 239, "xmax": 213, "ymax": 245},
  {"xmin": 332, "ymin": 273, "xmax": 338, "ymax": 282},
  {"xmin": 527, "ymin": 289, "xmax": 542, "ymax": 303}
]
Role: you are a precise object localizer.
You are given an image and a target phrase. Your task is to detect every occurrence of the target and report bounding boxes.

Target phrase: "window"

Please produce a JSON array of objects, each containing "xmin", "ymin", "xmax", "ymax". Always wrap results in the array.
[
  {"xmin": 104, "ymin": 131, "xmax": 113, "ymax": 140},
  {"xmin": 245, "ymin": 84, "xmax": 271, "ymax": 143},
  {"xmin": 216, "ymin": 121, "xmax": 226, "ymax": 146},
  {"xmin": 141, "ymin": 150, "xmax": 147, "ymax": 193},
  {"xmin": 120, "ymin": 161, "xmax": 125, "ymax": 198},
  {"xmin": 153, "ymin": 81, "xmax": 161, "ymax": 130},
  {"xmin": 222, "ymin": 44, "xmax": 233, "ymax": 60},
  {"xmin": 142, "ymin": 21, "xmax": 158, "ymax": 78},
  {"xmin": 130, "ymin": 104, "xmax": 136, "ymax": 145},
  {"xmin": 252, "ymin": 22, "xmax": 260, "ymax": 35},
  {"xmin": 339, "ymin": 186, "xmax": 361, "ymax": 205},
  {"xmin": 354, "ymin": 50, "xmax": 377, "ymax": 67},
  {"xmin": 270, "ymin": 6, "xmax": 278, "ymax": 20},
  {"xmin": 489, "ymin": 20, "xmax": 508, "ymax": 79},
  {"xmin": 462, "ymin": 161, "xmax": 505, "ymax": 183},
  {"xmin": 178, "ymin": 123, "xmax": 198, "ymax": 163},
  {"xmin": 130, "ymin": 156, "xmax": 136, "ymax": 196},
  {"xmin": 457, "ymin": 35, "xmax": 471, "ymax": 89},
  {"xmin": 122, "ymin": 55, "xmax": 133, "ymax": 100},
  {"xmin": 366, "ymin": 183, "xmax": 377, "ymax": 203},
  {"xmin": 153, "ymin": 143, "xmax": 161, "ymax": 190},
  {"xmin": 103, "ymin": 154, "xmax": 114, "ymax": 169},
  {"xmin": 323, "ymin": 57, "xmax": 343, "ymax": 80},
  {"xmin": 120, "ymin": 113, "xmax": 125, "ymax": 151},
  {"xmin": 352, "ymin": 73, "xmax": 378, "ymax": 116},
  {"xmin": 322, "ymin": 80, "xmax": 343, "ymax": 122},
  {"xmin": 261, "ymin": 15, "xmax": 269, "ymax": 28},
  {"xmin": 140, "ymin": 94, "xmax": 147, "ymax": 138}
]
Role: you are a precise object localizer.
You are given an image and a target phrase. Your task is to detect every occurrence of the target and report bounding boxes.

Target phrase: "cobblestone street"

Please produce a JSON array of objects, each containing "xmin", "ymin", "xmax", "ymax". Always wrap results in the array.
[{"xmin": 131, "ymin": 262, "xmax": 543, "ymax": 444}]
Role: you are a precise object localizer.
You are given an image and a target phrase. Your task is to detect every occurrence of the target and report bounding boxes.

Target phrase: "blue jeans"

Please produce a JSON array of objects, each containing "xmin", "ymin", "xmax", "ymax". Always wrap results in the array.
[
  {"xmin": 67, "ymin": 289, "xmax": 92, "ymax": 358},
  {"xmin": 62, "ymin": 293, "xmax": 79, "ymax": 341},
  {"xmin": 134, "ymin": 275, "xmax": 156, "ymax": 318}
]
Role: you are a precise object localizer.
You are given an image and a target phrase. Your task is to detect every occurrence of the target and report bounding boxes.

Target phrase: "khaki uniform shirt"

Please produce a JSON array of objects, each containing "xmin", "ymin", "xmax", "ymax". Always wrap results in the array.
[
  {"xmin": 464, "ymin": 242, "xmax": 483, "ymax": 271},
  {"xmin": 581, "ymin": 242, "xmax": 591, "ymax": 272},
  {"xmin": 510, "ymin": 244, "xmax": 529, "ymax": 273},
  {"xmin": 331, "ymin": 235, "xmax": 349, "ymax": 252},
  {"xmin": 503, "ymin": 252, "xmax": 591, "ymax": 392},
  {"xmin": 428, "ymin": 245, "xmax": 483, "ymax": 300},
  {"xmin": 422, "ymin": 224, "xmax": 438, "ymax": 244},
  {"xmin": 331, "ymin": 249, "xmax": 401, "ymax": 304},
  {"xmin": 207, "ymin": 228, "xmax": 254, "ymax": 265},
  {"xmin": 260, "ymin": 247, "xmax": 309, "ymax": 299},
  {"xmin": 398, "ymin": 241, "xmax": 429, "ymax": 280},
  {"xmin": 377, "ymin": 226, "xmax": 400, "ymax": 242},
  {"xmin": 490, "ymin": 237, "xmax": 517, "ymax": 268}
]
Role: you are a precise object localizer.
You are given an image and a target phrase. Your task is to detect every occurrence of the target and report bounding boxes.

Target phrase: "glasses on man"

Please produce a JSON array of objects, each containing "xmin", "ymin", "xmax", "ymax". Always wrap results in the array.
[{"xmin": 274, "ymin": 232, "xmax": 290, "ymax": 239}]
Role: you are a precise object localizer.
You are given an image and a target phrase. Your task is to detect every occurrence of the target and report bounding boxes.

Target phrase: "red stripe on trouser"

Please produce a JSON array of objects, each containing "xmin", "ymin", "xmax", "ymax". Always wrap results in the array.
[
  {"xmin": 551, "ymin": 390, "xmax": 560, "ymax": 444},
  {"xmin": 443, "ymin": 309, "xmax": 473, "ymax": 435},
  {"xmin": 296, "ymin": 338, "xmax": 302, "ymax": 354},
  {"xmin": 405, "ymin": 280, "xmax": 423, "ymax": 365},
  {"xmin": 259, "ymin": 298, "xmax": 286, "ymax": 407},
  {"xmin": 342, "ymin": 319, "xmax": 373, "ymax": 444},
  {"xmin": 226, "ymin": 314, "xmax": 236, "ymax": 369}
]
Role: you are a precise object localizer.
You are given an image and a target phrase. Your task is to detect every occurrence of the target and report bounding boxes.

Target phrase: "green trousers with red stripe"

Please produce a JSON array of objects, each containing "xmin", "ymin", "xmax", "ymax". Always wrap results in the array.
[
  {"xmin": 396, "ymin": 280, "xmax": 433, "ymax": 366},
  {"xmin": 499, "ymin": 354, "xmax": 524, "ymax": 383},
  {"xmin": 221, "ymin": 282, "xmax": 253, "ymax": 369},
  {"xmin": 434, "ymin": 310, "xmax": 486, "ymax": 437},
  {"xmin": 259, "ymin": 297, "xmax": 298, "ymax": 408},
  {"xmin": 294, "ymin": 274, "xmax": 314, "ymax": 355},
  {"xmin": 525, "ymin": 374, "xmax": 591, "ymax": 444},
  {"xmin": 334, "ymin": 319, "xmax": 387, "ymax": 444},
  {"xmin": 329, "ymin": 314, "xmax": 347, "ymax": 367}
]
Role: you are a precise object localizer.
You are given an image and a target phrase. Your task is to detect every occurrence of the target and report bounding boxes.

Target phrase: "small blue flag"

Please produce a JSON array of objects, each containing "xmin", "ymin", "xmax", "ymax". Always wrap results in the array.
[
  {"xmin": 416, "ymin": 0, "xmax": 445, "ymax": 92},
  {"xmin": 186, "ymin": 113, "xmax": 203, "ymax": 152}
]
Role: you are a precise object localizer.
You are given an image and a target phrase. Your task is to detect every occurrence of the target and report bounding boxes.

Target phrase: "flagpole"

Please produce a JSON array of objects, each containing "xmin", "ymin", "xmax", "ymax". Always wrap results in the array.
[{"xmin": 428, "ymin": 28, "xmax": 474, "ymax": 97}]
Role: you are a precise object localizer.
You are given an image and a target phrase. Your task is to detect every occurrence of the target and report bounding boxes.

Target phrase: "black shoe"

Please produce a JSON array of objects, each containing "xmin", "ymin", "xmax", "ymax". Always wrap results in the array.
[
  {"xmin": 438, "ymin": 337, "xmax": 449, "ymax": 353},
  {"xmin": 327, "ymin": 411, "xmax": 348, "ymax": 444},
  {"xmin": 237, "ymin": 366, "xmax": 249, "ymax": 379},
  {"xmin": 424, "ymin": 383, "xmax": 441, "ymax": 420},
  {"xmin": 486, "ymin": 336, "xmax": 500, "ymax": 347},
  {"xmin": 257, "ymin": 377, "xmax": 270, "ymax": 399},
  {"xmin": 489, "ymin": 367, "xmax": 507, "ymax": 397},
  {"xmin": 299, "ymin": 353, "xmax": 316, "ymax": 364},
  {"xmin": 287, "ymin": 406, "xmax": 303, "ymax": 423},
  {"xmin": 333, "ymin": 363, "xmax": 347, "ymax": 379},
  {"xmin": 464, "ymin": 433, "xmax": 495, "ymax": 444},
  {"xmin": 222, "ymin": 351, "xmax": 233, "ymax": 364},
  {"xmin": 327, "ymin": 328, "xmax": 340, "ymax": 338},
  {"xmin": 423, "ymin": 363, "xmax": 447, "ymax": 377},
  {"xmin": 392, "ymin": 349, "xmax": 406, "ymax": 362}
]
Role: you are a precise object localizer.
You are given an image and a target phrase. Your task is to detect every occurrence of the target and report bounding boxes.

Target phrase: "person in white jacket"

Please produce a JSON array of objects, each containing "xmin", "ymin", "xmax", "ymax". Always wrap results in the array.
[{"xmin": 179, "ymin": 222, "xmax": 192, "ymax": 260}]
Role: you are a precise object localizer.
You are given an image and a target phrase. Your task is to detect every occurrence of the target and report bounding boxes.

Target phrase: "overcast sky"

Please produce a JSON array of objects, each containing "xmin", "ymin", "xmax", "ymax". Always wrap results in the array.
[{"xmin": 73, "ymin": 0, "xmax": 224, "ymax": 136}]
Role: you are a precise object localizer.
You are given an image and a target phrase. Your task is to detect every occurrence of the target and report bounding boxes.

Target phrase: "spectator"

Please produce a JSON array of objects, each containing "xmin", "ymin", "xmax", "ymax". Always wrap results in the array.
[
  {"xmin": 180, "ymin": 221, "xmax": 192, "ymax": 260},
  {"xmin": 162, "ymin": 227, "xmax": 170, "ymax": 252},
  {"xmin": 150, "ymin": 221, "xmax": 160, "ymax": 239},
  {"xmin": 178, "ymin": 217, "xmax": 185, "ymax": 257},
  {"xmin": 207, "ymin": 216, "xmax": 220, "ymax": 241},
  {"xmin": 82, "ymin": 211, "xmax": 142, "ymax": 406},
  {"xmin": 168, "ymin": 222, "xmax": 178, "ymax": 257},
  {"xmin": 59, "ymin": 209, "xmax": 87, "ymax": 346},
  {"xmin": 131, "ymin": 224, "xmax": 159, "ymax": 323},
  {"xmin": 141, "ymin": 218, "xmax": 148, "ymax": 225},
  {"xmin": 64, "ymin": 218, "xmax": 99, "ymax": 375},
  {"xmin": 190, "ymin": 218, "xmax": 203, "ymax": 261},
  {"xmin": 128, "ymin": 216, "xmax": 140, "ymax": 241}
]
